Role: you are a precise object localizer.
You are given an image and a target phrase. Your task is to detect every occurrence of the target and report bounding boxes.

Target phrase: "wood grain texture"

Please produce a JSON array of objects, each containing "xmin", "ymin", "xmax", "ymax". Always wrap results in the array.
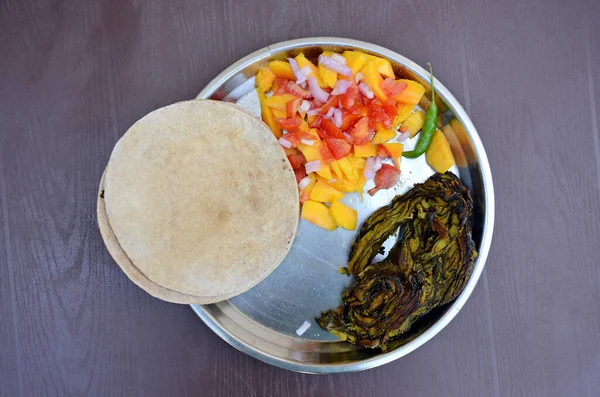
[{"xmin": 0, "ymin": 0, "xmax": 599, "ymax": 396}]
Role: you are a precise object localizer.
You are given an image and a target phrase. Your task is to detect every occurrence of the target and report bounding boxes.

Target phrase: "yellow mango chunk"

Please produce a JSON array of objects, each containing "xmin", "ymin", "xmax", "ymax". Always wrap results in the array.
[
  {"xmin": 336, "ymin": 157, "xmax": 359, "ymax": 182},
  {"xmin": 309, "ymin": 181, "xmax": 344, "ymax": 203},
  {"xmin": 366, "ymin": 55, "xmax": 395, "ymax": 78},
  {"xmin": 302, "ymin": 200, "xmax": 338, "ymax": 231},
  {"xmin": 316, "ymin": 163, "xmax": 332, "ymax": 180},
  {"xmin": 384, "ymin": 143, "xmax": 404, "ymax": 168},
  {"xmin": 347, "ymin": 155, "xmax": 365, "ymax": 171},
  {"xmin": 330, "ymin": 161, "xmax": 343, "ymax": 179},
  {"xmin": 300, "ymin": 173, "xmax": 317, "ymax": 194},
  {"xmin": 264, "ymin": 94, "xmax": 297, "ymax": 110},
  {"xmin": 256, "ymin": 65, "xmax": 276, "ymax": 93},
  {"xmin": 330, "ymin": 201, "xmax": 358, "ymax": 230},
  {"xmin": 401, "ymin": 110, "xmax": 426, "ymax": 138},
  {"xmin": 371, "ymin": 129, "xmax": 396, "ymax": 145},
  {"xmin": 318, "ymin": 51, "xmax": 338, "ymax": 88},
  {"xmin": 268, "ymin": 60, "xmax": 295, "ymax": 80},
  {"xmin": 394, "ymin": 80, "xmax": 425, "ymax": 105},
  {"xmin": 271, "ymin": 108, "xmax": 287, "ymax": 118},
  {"xmin": 426, "ymin": 130, "xmax": 455, "ymax": 173},
  {"xmin": 360, "ymin": 61, "xmax": 388, "ymax": 101},
  {"xmin": 295, "ymin": 53, "xmax": 327, "ymax": 88},
  {"xmin": 353, "ymin": 143, "xmax": 377, "ymax": 157},
  {"xmin": 393, "ymin": 103, "xmax": 415, "ymax": 128},
  {"xmin": 257, "ymin": 89, "xmax": 282, "ymax": 138},
  {"xmin": 342, "ymin": 51, "xmax": 368, "ymax": 74}
]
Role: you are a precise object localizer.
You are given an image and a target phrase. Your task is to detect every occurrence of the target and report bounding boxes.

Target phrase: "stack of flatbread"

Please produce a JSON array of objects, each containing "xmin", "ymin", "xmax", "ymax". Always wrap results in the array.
[{"xmin": 97, "ymin": 100, "xmax": 299, "ymax": 304}]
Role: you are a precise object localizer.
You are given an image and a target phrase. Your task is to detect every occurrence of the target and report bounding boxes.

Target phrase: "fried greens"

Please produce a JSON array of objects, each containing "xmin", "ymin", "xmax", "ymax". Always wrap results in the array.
[{"xmin": 316, "ymin": 172, "xmax": 477, "ymax": 350}]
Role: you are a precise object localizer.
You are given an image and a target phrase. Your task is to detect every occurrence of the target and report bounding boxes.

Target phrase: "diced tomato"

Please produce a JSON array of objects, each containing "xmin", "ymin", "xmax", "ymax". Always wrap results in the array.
[
  {"xmin": 286, "ymin": 97, "xmax": 302, "ymax": 119},
  {"xmin": 318, "ymin": 96, "xmax": 339, "ymax": 115},
  {"xmin": 320, "ymin": 118, "xmax": 345, "ymax": 139},
  {"xmin": 309, "ymin": 115, "xmax": 322, "ymax": 128},
  {"xmin": 320, "ymin": 145, "xmax": 335, "ymax": 165},
  {"xmin": 349, "ymin": 117, "xmax": 370, "ymax": 145},
  {"xmin": 272, "ymin": 76, "xmax": 290, "ymax": 93},
  {"xmin": 349, "ymin": 100, "xmax": 368, "ymax": 117},
  {"xmin": 380, "ymin": 78, "xmax": 408, "ymax": 98},
  {"xmin": 299, "ymin": 191, "xmax": 310, "ymax": 204},
  {"xmin": 287, "ymin": 153, "xmax": 306, "ymax": 170},
  {"xmin": 382, "ymin": 99, "xmax": 398, "ymax": 123},
  {"xmin": 283, "ymin": 147, "xmax": 302, "ymax": 156},
  {"xmin": 339, "ymin": 83, "xmax": 360, "ymax": 109},
  {"xmin": 285, "ymin": 131, "xmax": 317, "ymax": 146},
  {"xmin": 275, "ymin": 117, "xmax": 302, "ymax": 130},
  {"xmin": 312, "ymin": 100, "xmax": 324, "ymax": 109},
  {"xmin": 367, "ymin": 98, "xmax": 397, "ymax": 130},
  {"xmin": 368, "ymin": 164, "xmax": 401, "ymax": 196},
  {"xmin": 295, "ymin": 167, "xmax": 307, "ymax": 184},
  {"xmin": 325, "ymin": 138, "xmax": 352, "ymax": 159},
  {"xmin": 339, "ymin": 110, "xmax": 361, "ymax": 132},
  {"xmin": 276, "ymin": 79, "xmax": 312, "ymax": 98},
  {"xmin": 344, "ymin": 132, "xmax": 355, "ymax": 145},
  {"xmin": 376, "ymin": 144, "xmax": 392, "ymax": 158}
]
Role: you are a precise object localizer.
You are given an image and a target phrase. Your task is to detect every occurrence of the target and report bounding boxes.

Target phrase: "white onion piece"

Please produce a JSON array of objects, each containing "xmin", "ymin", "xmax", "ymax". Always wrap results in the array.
[
  {"xmin": 331, "ymin": 53, "xmax": 346, "ymax": 64},
  {"xmin": 374, "ymin": 156, "xmax": 383, "ymax": 171},
  {"xmin": 326, "ymin": 106, "xmax": 335, "ymax": 119},
  {"xmin": 299, "ymin": 66, "xmax": 312, "ymax": 76},
  {"xmin": 308, "ymin": 76, "xmax": 329, "ymax": 103},
  {"xmin": 298, "ymin": 176, "xmax": 312, "ymax": 190},
  {"xmin": 343, "ymin": 132, "xmax": 352, "ymax": 142},
  {"xmin": 364, "ymin": 157, "xmax": 375, "ymax": 179},
  {"xmin": 301, "ymin": 139, "xmax": 315, "ymax": 146},
  {"xmin": 331, "ymin": 80, "xmax": 351, "ymax": 95},
  {"xmin": 307, "ymin": 109, "xmax": 320, "ymax": 116},
  {"xmin": 282, "ymin": 129, "xmax": 289, "ymax": 135},
  {"xmin": 305, "ymin": 160, "xmax": 322, "ymax": 174},
  {"xmin": 279, "ymin": 137, "xmax": 292, "ymax": 148},
  {"xmin": 299, "ymin": 100, "xmax": 311, "ymax": 113},
  {"xmin": 354, "ymin": 72, "xmax": 364, "ymax": 83},
  {"xmin": 296, "ymin": 320, "xmax": 311, "ymax": 336},
  {"xmin": 359, "ymin": 82, "xmax": 374, "ymax": 99},
  {"xmin": 333, "ymin": 108, "xmax": 342, "ymax": 128},
  {"xmin": 318, "ymin": 54, "xmax": 352, "ymax": 76},
  {"xmin": 299, "ymin": 80, "xmax": 307, "ymax": 89},
  {"xmin": 397, "ymin": 131, "xmax": 411, "ymax": 142},
  {"xmin": 288, "ymin": 58, "xmax": 307, "ymax": 84}
]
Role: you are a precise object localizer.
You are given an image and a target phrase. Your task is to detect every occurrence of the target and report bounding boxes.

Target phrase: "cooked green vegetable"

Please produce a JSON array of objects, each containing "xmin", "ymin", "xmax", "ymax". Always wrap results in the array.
[
  {"xmin": 316, "ymin": 172, "xmax": 477, "ymax": 350},
  {"xmin": 402, "ymin": 63, "xmax": 438, "ymax": 158}
]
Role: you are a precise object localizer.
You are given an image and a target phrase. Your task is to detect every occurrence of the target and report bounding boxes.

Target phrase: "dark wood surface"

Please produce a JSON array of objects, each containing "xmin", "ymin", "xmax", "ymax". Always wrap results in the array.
[{"xmin": 1, "ymin": 0, "xmax": 599, "ymax": 396}]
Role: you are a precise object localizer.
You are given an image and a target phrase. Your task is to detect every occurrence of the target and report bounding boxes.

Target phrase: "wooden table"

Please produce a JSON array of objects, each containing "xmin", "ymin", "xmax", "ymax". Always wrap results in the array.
[{"xmin": 1, "ymin": 1, "xmax": 599, "ymax": 396}]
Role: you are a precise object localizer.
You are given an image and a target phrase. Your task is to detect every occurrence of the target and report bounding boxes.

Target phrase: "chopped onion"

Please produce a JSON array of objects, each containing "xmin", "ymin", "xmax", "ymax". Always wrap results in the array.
[
  {"xmin": 282, "ymin": 129, "xmax": 289, "ymax": 135},
  {"xmin": 318, "ymin": 54, "xmax": 352, "ymax": 76},
  {"xmin": 298, "ymin": 176, "xmax": 312, "ymax": 190},
  {"xmin": 308, "ymin": 76, "xmax": 329, "ymax": 103},
  {"xmin": 343, "ymin": 132, "xmax": 353, "ymax": 142},
  {"xmin": 296, "ymin": 320, "xmax": 311, "ymax": 336},
  {"xmin": 305, "ymin": 160, "xmax": 322, "ymax": 174},
  {"xmin": 359, "ymin": 82, "xmax": 374, "ymax": 99},
  {"xmin": 299, "ymin": 66, "xmax": 312, "ymax": 76},
  {"xmin": 398, "ymin": 131, "xmax": 411, "ymax": 142},
  {"xmin": 333, "ymin": 108, "xmax": 342, "ymax": 128},
  {"xmin": 331, "ymin": 80, "xmax": 351, "ymax": 95},
  {"xmin": 326, "ymin": 106, "xmax": 335, "ymax": 119},
  {"xmin": 288, "ymin": 57, "xmax": 307, "ymax": 84},
  {"xmin": 299, "ymin": 100, "xmax": 311, "ymax": 113},
  {"xmin": 354, "ymin": 72, "xmax": 364, "ymax": 83},
  {"xmin": 301, "ymin": 139, "xmax": 315, "ymax": 146},
  {"xmin": 307, "ymin": 109, "xmax": 320, "ymax": 116},
  {"xmin": 279, "ymin": 137, "xmax": 292, "ymax": 148},
  {"xmin": 374, "ymin": 156, "xmax": 383, "ymax": 171},
  {"xmin": 364, "ymin": 157, "xmax": 375, "ymax": 179},
  {"xmin": 299, "ymin": 80, "xmax": 307, "ymax": 89},
  {"xmin": 331, "ymin": 53, "xmax": 346, "ymax": 65}
]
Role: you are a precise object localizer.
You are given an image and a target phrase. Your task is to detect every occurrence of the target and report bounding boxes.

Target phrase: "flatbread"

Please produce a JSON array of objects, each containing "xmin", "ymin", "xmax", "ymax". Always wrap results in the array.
[{"xmin": 103, "ymin": 100, "xmax": 299, "ymax": 301}]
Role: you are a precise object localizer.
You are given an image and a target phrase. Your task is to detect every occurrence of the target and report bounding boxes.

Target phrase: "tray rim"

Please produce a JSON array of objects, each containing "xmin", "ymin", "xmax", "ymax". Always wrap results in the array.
[{"xmin": 193, "ymin": 37, "xmax": 495, "ymax": 373}]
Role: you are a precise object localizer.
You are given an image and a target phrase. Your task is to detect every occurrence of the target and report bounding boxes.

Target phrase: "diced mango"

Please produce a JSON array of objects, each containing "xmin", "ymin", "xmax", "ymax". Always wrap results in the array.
[
  {"xmin": 393, "ymin": 103, "xmax": 415, "ymax": 128},
  {"xmin": 257, "ymin": 89, "xmax": 282, "ymax": 138},
  {"xmin": 295, "ymin": 53, "xmax": 327, "ymax": 88},
  {"xmin": 318, "ymin": 51, "xmax": 338, "ymax": 88},
  {"xmin": 302, "ymin": 200, "xmax": 338, "ymax": 231},
  {"xmin": 297, "ymin": 142, "xmax": 320, "ymax": 162},
  {"xmin": 384, "ymin": 143, "xmax": 404, "ymax": 168},
  {"xmin": 371, "ymin": 129, "xmax": 396, "ymax": 145},
  {"xmin": 426, "ymin": 130, "xmax": 455, "ymax": 173},
  {"xmin": 366, "ymin": 55, "xmax": 395, "ymax": 78},
  {"xmin": 298, "ymin": 119, "xmax": 311, "ymax": 132},
  {"xmin": 394, "ymin": 80, "xmax": 425, "ymax": 105},
  {"xmin": 316, "ymin": 163, "xmax": 333, "ymax": 180},
  {"xmin": 256, "ymin": 65, "xmax": 276, "ymax": 93},
  {"xmin": 271, "ymin": 108, "xmax": 287, "ymax": 118},
  {"xmin": 336, "ymin": 157, "xmax": 359, "ymax": 182},
  {"xmin": 353, "ymin": 143, "xmax": 377, "ymax": 157},
  {"xmin": 264, "ymin": 94, "xmax": 297, "ymax": 110},
  {"xmin": 330, "ymin": 201, "xmax": 358, "ymax": 230},
  {"xmin": 342, "ymin": 51, "xmax": 368, "ymax": 74},
  {"xmin": 327, "ymin": 178, "xmax": 357, "ymax": 193},
  {"xmin": 309, "ymin": 181, "xmax": 344, "ymax": 203},
  {"xmin": 360, "ymin": 61, "xmax": 388, "ymax": 101},
  {"xmin": 330, "ymin": 161, "xmax": 343, "ymax": 179},
  {"xmin": 268, "ymin": 60, "xmax": 295, "ymax": 80},
  {"xmin": 300, "ymin": 173, "xmax": 317, "ymax": 194},
  {"xmin": 401, "ymin": 110, "xmax": 426, "ymax": 138},
  {"xmin": 347, "ymin": 155, "xmax": 365, "ymax": 171}
]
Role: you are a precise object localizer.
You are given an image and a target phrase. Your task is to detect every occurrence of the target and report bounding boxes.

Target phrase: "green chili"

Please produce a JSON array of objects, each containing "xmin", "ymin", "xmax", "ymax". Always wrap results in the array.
[{"xmin": 403, "ymin": 63, "xmax": 438, "ymax": 158}]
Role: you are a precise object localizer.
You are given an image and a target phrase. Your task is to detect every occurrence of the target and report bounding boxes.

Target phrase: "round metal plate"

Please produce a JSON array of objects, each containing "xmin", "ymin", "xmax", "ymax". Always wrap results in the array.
[{"xmin": 192, "ymin": 37, "xmax": 495, "ymax": 373}]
